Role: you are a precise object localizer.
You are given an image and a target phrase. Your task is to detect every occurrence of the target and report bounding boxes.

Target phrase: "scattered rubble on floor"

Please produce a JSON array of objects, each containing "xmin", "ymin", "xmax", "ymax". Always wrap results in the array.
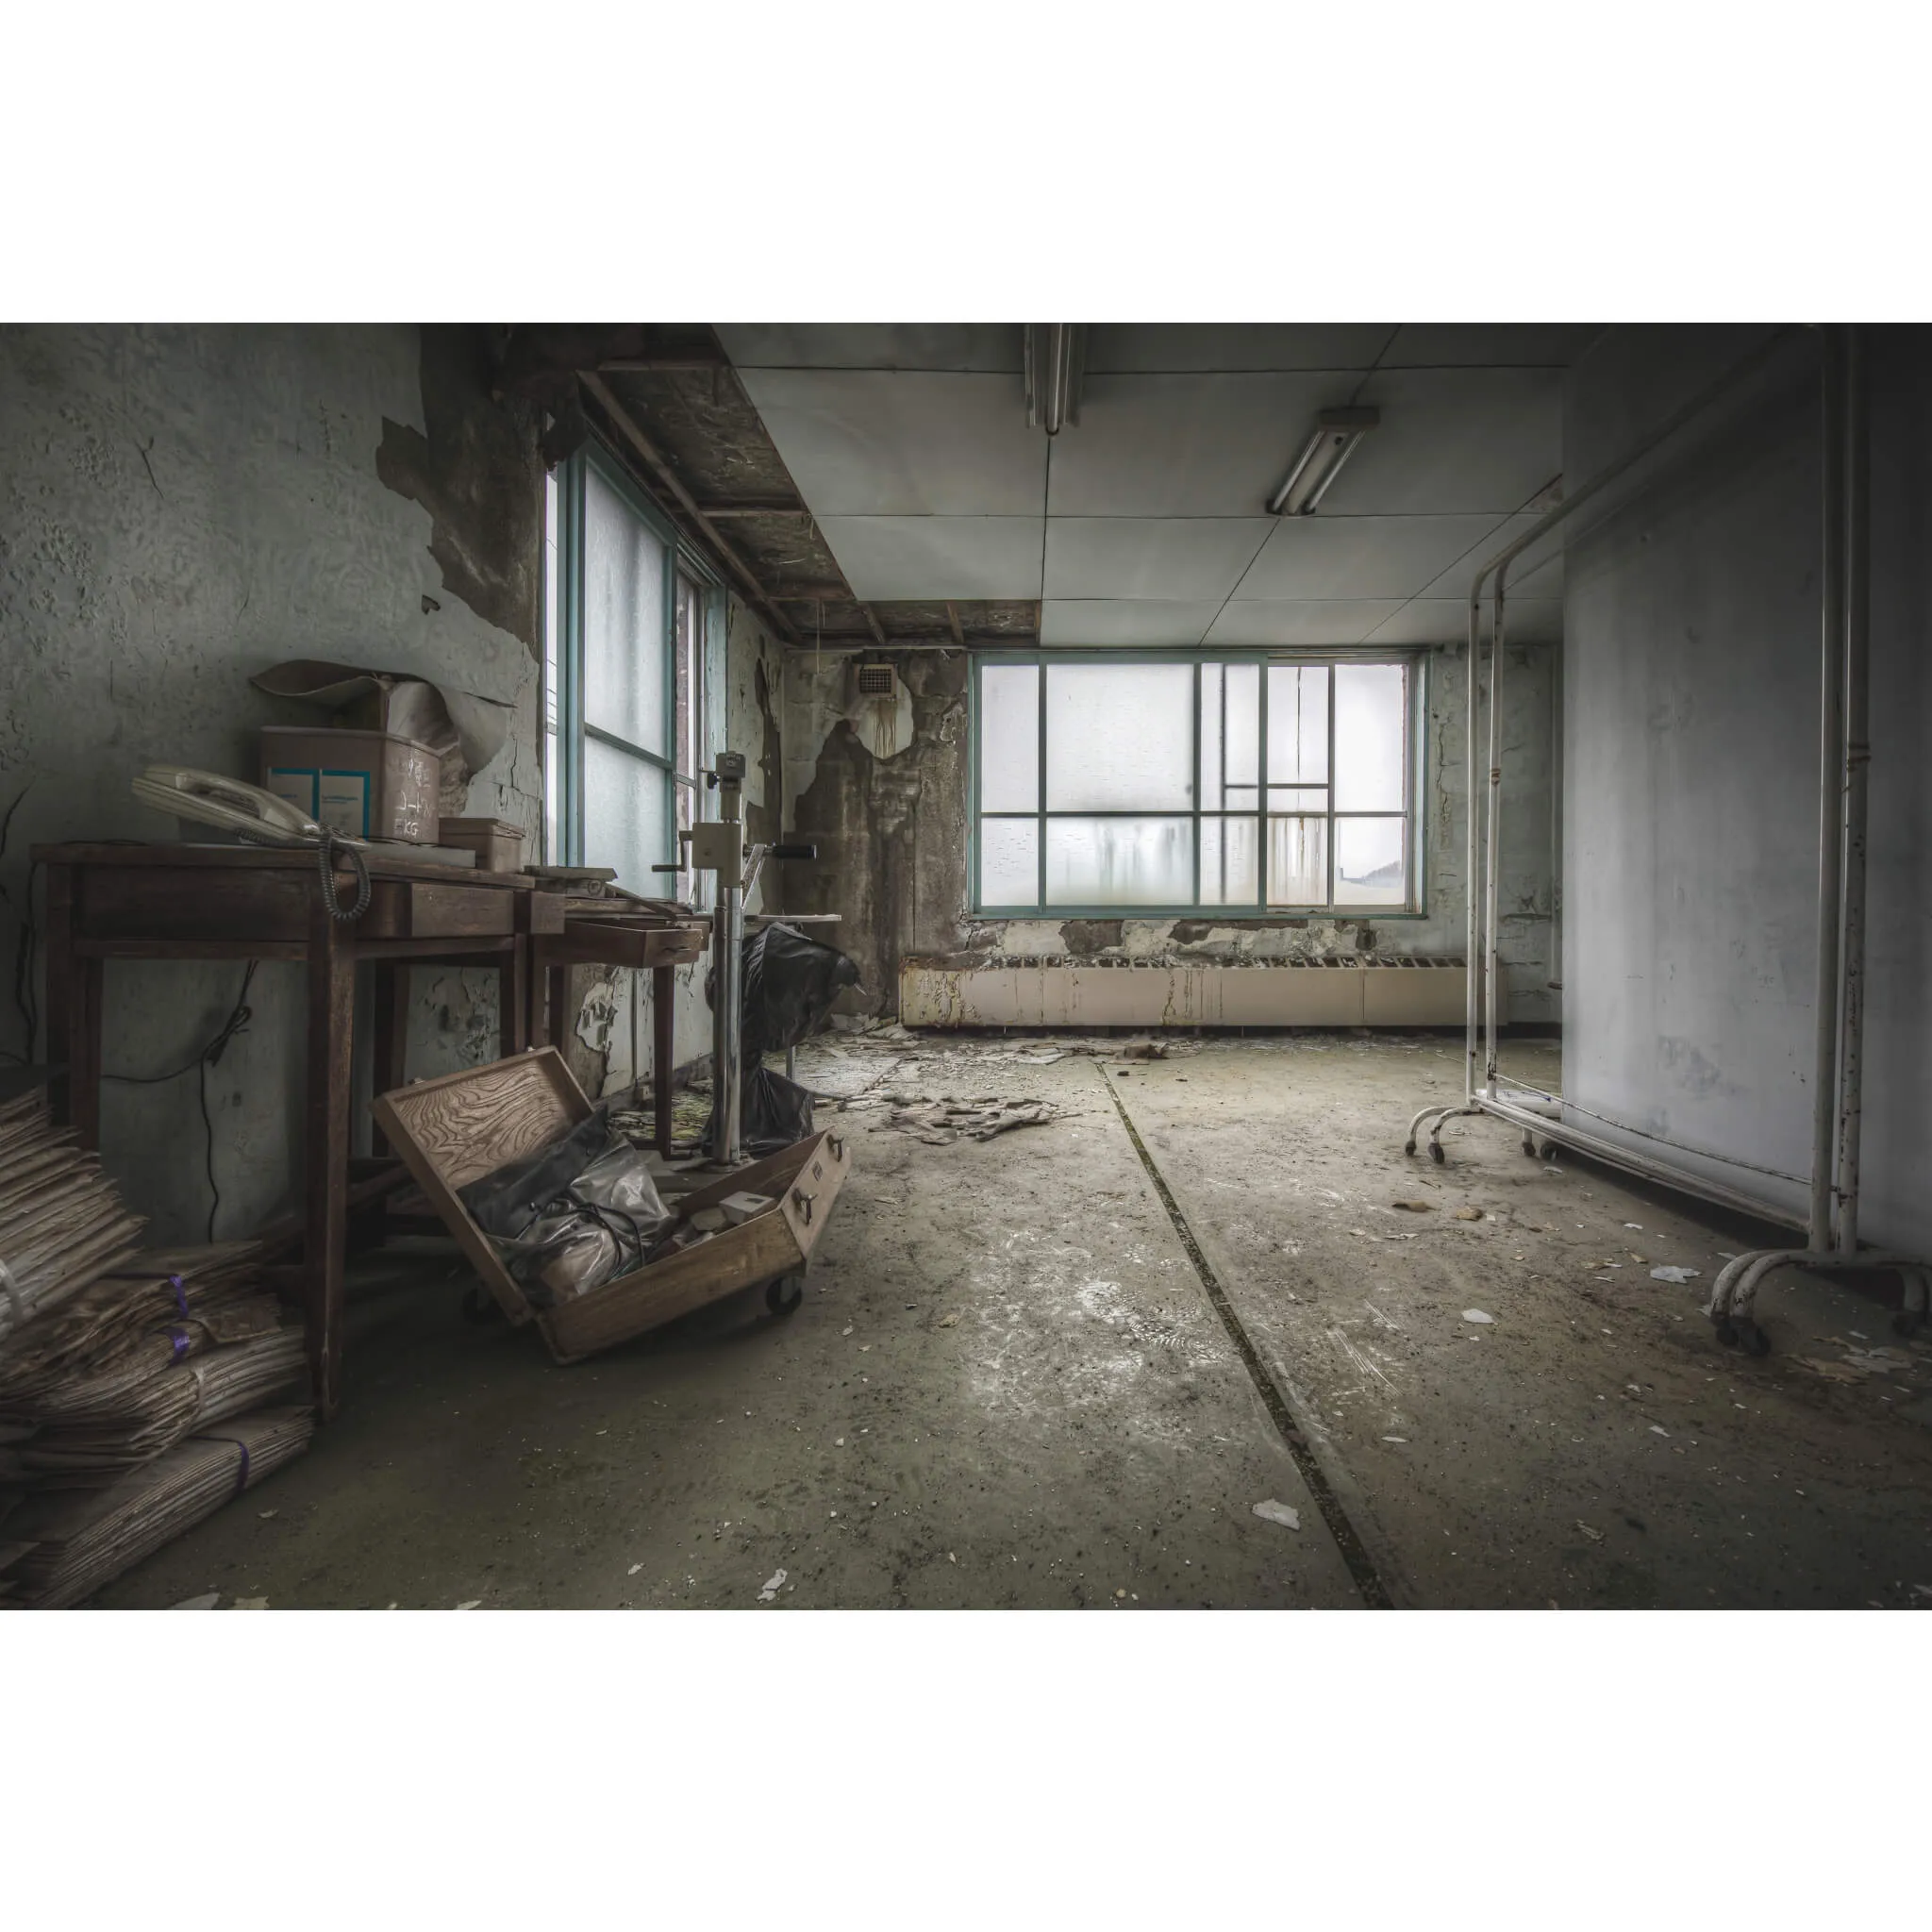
[
  {"xmin": 1252, "ymin": 1499, "xmax": 1301, "ymax": 1530},
  {"xmin": 758, "ymin": 1568, "xmax": 787, "ymax": 1603},
  {"xmin": 1650, "ymin": 1266, "xmax": 1700, "ymax": 1284},
  {"xmin": 885, "ymin": 1098, "xmax": 1057, "ymax": 1145},
  {"xmin": 1462, "ymin": 1309, "xmax": 1494, "ymax": 1324}
]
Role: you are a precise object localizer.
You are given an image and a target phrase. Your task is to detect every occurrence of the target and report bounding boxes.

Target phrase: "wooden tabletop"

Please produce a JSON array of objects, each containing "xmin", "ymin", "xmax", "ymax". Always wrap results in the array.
[{"xmin": 33, "ymin": 841, "xmax": 540, "ymax": 889}]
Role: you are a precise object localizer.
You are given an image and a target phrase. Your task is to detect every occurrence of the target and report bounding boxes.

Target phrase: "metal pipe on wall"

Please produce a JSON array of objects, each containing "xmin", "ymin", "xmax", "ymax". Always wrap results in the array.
[
  {"xmin": 1464, "ymin": 596, "xmax": 1481, "ymax": 1104},
  {"xmin": 1835, "ymin": 325, "xmax": 1872, "ymax": 1254},
  {"xmin": 1807, "ymin": 326, "xmax": 1848, "ymax": 1251},
  {"xmin": 1483, "ymin": 586, "xmax": 1507, "ymax": 1087}
]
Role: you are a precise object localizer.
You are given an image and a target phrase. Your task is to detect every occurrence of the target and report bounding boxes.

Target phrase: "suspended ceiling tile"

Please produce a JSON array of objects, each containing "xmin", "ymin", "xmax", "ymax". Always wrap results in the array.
[
  {"xmin": 1381, "ymin": 324, "xmax": 1605, "ymax": 367},
  {"xmin": 1203, "ymin": 600, "xmax": 1407, "ymax": 647},
  {"xmin": 817, "ymin": 516, "xmax": 1044, "ymax": 600},
  {"xmin": 1040, "ymin": 600, "xmax": 1223, "ymax": 646},
  {"xmin": 1043, "ymin": 517, "xmax": 1274, "ymax": 601},
  {"xmin": 735, "ymin": 369, "xmax": 1043, "ymax": 515},
  {"xmin": 1085, "ymin": 325, "xmax": 1394, "ymax": 373},
  {"xmin": 1047, "ymin": 373, "xmax": 1350, "ymax": 516},
  {"xmin": 1240, "ymin": 513, "xmax": 1513, "ymax": 602},
  {"xmin": 1315, "ymin": 366, "xmax": 1563, "ymax": 516},
  {"xmin": 718, "ymin": 324, "xmax": 1024, "ymax": 372},
  {"xmin": 1411, "ymin": 512, "xmax": 1563, "ymax": 599},
  {"xmin": 1364, "ymin": 598, "xmax": 1564, "ymax": 645}
]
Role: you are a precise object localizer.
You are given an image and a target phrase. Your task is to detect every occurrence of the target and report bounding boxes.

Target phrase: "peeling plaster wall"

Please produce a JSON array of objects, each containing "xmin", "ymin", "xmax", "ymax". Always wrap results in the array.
[
  {"xmin": 782, "ymin": 643, "xmax": 1557, "ymax": 1024},
  {"xmin": 0, "ymin": 324, "xmax": 544, "ymax": 1241}
]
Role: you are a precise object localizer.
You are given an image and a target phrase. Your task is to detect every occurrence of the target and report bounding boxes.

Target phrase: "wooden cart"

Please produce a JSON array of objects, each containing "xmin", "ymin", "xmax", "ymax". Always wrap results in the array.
[{"xmin": 372, "ymin": 1048, "xmax": 849, "ymax": 1361}]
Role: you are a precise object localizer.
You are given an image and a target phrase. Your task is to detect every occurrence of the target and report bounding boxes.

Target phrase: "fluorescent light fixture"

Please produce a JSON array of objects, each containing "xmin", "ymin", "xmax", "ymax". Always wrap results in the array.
[
  {"xmin": 1024, "ymin": 324, "xmax": 1086, "ymax": 435},
  {"xmin": 1267, "ymin": 406, "xmax": 1380, "ymax": 515}
]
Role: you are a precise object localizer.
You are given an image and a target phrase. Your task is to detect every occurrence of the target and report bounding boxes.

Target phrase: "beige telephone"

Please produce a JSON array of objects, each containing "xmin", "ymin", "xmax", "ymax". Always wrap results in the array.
[{"xmin": 131, "ymin": 765, "xmax": 367, "ymax": 848}]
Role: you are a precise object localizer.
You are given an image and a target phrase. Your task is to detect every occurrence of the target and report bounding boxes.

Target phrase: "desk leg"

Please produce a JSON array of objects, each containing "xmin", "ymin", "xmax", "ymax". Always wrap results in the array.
[
  {"xmin": 501, "ymin": 940, "xmax": 527, "ymax": 1059},
  {"xmin": 543, "ymin": 963, "xmax": 566, "ymax": 1052},
  {"xmin": 653, "ymin": 962, "xmax": 675, "ymax": 1159},
  {"xmin": 43, "ymin": 868, "xmax": 103, "ymax": 1149},
  {"xmin": 307, "ymin": 903, "xmax": 355, "ymax": 1422},
  {"xmin": 370, "ymin": 961, "xmax": 409, "ymax": 1156}
]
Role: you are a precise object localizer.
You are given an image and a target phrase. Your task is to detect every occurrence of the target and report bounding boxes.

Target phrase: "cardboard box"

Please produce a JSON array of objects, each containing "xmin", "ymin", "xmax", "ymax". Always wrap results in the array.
[{"xmin": 259, "ymin": 726, "xmax": 441, "ymax": 843}]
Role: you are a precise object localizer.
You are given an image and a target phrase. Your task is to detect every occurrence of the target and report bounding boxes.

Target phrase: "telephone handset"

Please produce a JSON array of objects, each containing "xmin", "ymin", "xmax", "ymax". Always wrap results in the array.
[
  {"xmin": 131, "ymin": 766, "xmax": 367, "ymax": 849},
  {"xmin": 131, "ymin": 765, "xmax": 373, "ymax": 921}
]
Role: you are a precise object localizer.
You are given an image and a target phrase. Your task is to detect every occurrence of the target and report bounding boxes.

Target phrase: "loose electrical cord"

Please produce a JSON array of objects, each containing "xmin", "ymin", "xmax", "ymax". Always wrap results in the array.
[
  {"xmin": 104, "ymin": 959, "xmax": 258, "ymax": 1241},
  {"xmin": 317, "ymin": 832, "xmax": 371, "ymax": 922}
]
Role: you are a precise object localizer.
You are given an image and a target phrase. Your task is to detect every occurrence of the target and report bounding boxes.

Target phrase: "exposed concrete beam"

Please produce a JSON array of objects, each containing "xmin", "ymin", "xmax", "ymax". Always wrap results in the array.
[
  {"xmin": 579, "ymin": 372, "xmax": 802, "ymax": 647},
  {"xmin": 945, "ymin": 602, "xmax": 966, "ymax": 646}
]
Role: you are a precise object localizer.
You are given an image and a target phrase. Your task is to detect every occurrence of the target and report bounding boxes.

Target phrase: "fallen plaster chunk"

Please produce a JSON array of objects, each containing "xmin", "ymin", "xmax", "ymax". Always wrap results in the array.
[
  {"xmin": 1462, "ymin": 1309, "xmax": 1494, "ymax": 1324},
  {"xmin": 1252, "ymin": 1499, "xmax": 1301, "ymax": 1530},
  {"xmin": 758, "ymin": 1568, "xmax": 788, "ymax": 1604}
]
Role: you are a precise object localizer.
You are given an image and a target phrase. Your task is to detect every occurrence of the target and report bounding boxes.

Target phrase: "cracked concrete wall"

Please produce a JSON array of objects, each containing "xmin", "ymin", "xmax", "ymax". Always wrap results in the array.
[
  {"xmin": 780, "ymin": 644, "xmax": 1557, "ymax": 1024},
  {"xmin": 1562, "ymin": 324, "xmax": 1932, "ymax": 1251},
  {"xmin": 0, "ymin": 324, "xmax": 544, "ymax": 1241}
]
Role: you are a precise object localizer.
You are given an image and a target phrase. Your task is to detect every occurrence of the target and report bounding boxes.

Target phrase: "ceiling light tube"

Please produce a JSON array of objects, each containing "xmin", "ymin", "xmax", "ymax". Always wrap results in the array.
[
  {"xmin": 1025, "ymin": 324, "xmax": 1086, "ymax": 435},
  {"xmin": 1267, "ymin": 406, "xmax": 1380, "ymax": 515}
]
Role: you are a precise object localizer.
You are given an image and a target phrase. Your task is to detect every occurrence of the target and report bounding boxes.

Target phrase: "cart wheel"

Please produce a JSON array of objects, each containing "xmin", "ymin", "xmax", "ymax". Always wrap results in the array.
[
  {"xmin": 1736, "ymin": 1318, "xmax": 1772, "ymax": 1358},
  {"xmin": 1536, "ymin": 1138, "xmax": 1557, "ymax": 1160},
  {"xmin": 1403, "ymin": 1138, "xmax": 1417, "ymax": 1156},
  {"xmin": 461, "ymin": 1287, "xmax": 502, "ymax": 1326},
  {"xmin": 1428, "ymin": 1141, "xmax": 1446, "ymax": 1165},
  {"xmin": 1892, "ymin": 1309, "xmax": 1925, "ymax": 1339},
  {"xmin": 1713, "ymin": 1316, "xmax": 1740, "ymax": 1348},
  {"xmin": 1521, "ymin": 1131, "xmax": 1537, "ymax": 1157},
  {"xmin": 766, "ymin": 1273, "xmax": 805, "ymax": 1318}
]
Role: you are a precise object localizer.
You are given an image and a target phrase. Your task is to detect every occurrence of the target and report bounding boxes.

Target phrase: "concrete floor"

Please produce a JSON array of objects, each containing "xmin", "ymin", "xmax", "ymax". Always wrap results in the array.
[{"xmin": 99, "ymin": 1035, "xmax": 1932, "ymax": 1609}]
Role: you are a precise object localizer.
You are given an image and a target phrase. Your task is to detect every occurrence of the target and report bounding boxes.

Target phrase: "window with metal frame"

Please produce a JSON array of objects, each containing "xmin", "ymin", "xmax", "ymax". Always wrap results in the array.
[
  {"xmin": 972, "ymin": 651, "xmax": 1424, "ymax": 917},
  {"xmin": 544, "ymin": 442, "xmax": 679, "ymax": 891}
]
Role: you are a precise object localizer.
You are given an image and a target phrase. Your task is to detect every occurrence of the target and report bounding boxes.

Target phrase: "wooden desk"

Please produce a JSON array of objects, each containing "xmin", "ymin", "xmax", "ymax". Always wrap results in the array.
[
  {"xmin": 33, "ymin": 842, "xmax": 563, "ymax": 1420},
  {"xmin": 527, "ymin": 913, "xmax": 709, "ymax": 1158}
]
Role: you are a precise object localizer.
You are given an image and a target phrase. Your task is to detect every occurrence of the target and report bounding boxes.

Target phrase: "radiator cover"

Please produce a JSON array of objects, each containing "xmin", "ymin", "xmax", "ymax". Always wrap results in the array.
[{"xmin": 899, "ymin": 958, "xmax": 1491, "ymax": 1028}]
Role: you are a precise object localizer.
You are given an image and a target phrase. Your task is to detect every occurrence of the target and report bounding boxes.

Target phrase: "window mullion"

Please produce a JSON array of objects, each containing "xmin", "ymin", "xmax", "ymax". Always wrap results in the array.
[{"xmin": 1036, "ymin": 655, "xmax": 1047, "ymax": 912}]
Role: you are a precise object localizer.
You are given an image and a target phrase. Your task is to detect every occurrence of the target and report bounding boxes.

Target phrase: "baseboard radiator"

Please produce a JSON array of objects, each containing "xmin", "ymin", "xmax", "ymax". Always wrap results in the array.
[{"xmin": 899, "ymin": 957, "xmax": 1495, "ymax": 1028}]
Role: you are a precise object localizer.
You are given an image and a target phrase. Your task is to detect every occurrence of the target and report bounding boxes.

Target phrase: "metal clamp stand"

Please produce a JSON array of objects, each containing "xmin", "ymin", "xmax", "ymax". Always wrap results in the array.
[{"xmin": 662, "ymin": 750, "xmax": 815, "ymax": 1169}]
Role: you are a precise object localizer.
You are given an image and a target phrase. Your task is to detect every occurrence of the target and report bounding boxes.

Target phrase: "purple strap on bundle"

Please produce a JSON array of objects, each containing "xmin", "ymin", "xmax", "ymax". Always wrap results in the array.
[
  {"xmin": 169, "ymin": 1327, "xmax": 191, "ymax": 1361},
  {"xmin": 198, "ymin": 1434, "xmax": 252, "ymax": 1498},
  {"xmin": 170, "ymin": 1274, "xmax": 190, "ymax": 1318}
]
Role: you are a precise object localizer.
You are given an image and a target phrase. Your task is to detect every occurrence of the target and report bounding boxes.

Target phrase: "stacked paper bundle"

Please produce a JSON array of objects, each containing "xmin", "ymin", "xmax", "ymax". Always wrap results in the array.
[
  {"xmin": 0, "ymin": 1407, "xmax": 314, "ymax": 1608},
  {"xmin": 0, "ymin": 1241, "xmax": 314, "ymax": 1608},
  {"xmin": 0, "ymin": 1089, "xmax": 147, "ymax": 1346}
]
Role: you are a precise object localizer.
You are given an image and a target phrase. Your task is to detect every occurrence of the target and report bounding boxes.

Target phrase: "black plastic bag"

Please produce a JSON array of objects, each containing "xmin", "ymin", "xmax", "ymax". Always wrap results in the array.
[{"xmin": 707, "ymin": 923, "xmax": 860, "ymax": 1158}]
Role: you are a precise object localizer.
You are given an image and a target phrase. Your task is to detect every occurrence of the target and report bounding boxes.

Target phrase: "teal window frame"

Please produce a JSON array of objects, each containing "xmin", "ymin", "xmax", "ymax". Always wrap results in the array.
[{"xmin": 968, "ymin": 646, "xmax": 1430, "ymax": 920}]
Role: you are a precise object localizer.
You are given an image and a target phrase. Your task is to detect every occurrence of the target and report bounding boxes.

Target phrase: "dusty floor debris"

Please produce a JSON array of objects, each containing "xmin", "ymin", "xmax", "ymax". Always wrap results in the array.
[{"xmin": 87, "ymin": 1035, "xmax": 1932, "ymax": 1611}]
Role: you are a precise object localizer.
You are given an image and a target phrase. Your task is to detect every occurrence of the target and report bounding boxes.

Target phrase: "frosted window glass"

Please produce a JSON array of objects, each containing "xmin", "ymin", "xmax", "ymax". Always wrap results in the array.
[
  {"xmin": 582, "ymin": 463, "xmax": 669, "ymax": 758},
  {"xmin": 1199, "ymin": 663, "xmax": 1223, "ymax": 805},
  {"xmin": 1046, "ymin": 817, "xmax": 1192, "ymax": 906},
  {"xmin": 1046, "ymin": 664, "xmax": 1194, "ymax": 810},
  {"xmin": 1224, "ymin": 664, "xmax": 1260, "ymax": 789},
  {"xmin": 1267, "ymin": 815, "xmax": 1328, "ymax": 907},
  {"xmin": 582, "ymin": 738, "xmax": 669, "ymax": 892},
  {"xmin": 1268, "ymin": 787, "xmax": 1326, "ymax": 813},
  {"xmin": 1199, "ymin": 815, "xmax": 1258, "ymax": 907},
  {"xmin": 1335, "ymin": 663, "xmax": 1407, "ymax": 809},
  {"xmin": 1336, "ymin": 817, "xmax": 1408, "ymax": 904},
  {"xmin": 979, "ymin": 664, "xmax": 1040, "ymax": 812},
  {"xmin": 1267, "ymin": 665, "xmax": 1328, "ymax": 785},
  {"xmin": 979, "ymin": 818, "xmax": 1039, "ymax": 905}
]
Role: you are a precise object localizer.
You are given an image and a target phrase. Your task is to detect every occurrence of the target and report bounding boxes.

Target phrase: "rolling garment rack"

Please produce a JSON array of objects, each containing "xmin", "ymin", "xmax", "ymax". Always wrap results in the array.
[{"xmin": 1399, "ymin": 323, "xmax": 1930, "ymax": 1355}]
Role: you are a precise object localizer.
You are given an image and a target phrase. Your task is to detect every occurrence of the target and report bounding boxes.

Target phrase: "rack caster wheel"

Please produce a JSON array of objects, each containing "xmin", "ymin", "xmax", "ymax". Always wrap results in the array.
[
  {"xmin": 1521, "ymin": 1131, "xmax": 1537, "ymax": 1157},
  {"xmin": 1713, "ymin": 1317, "xmax": 1740, "ymax": 1348},
  {"xmin": 1536, "ymin": 1138, "xmax": 1557, "ymax": 1160},
  {"xmin": 1428, "ymin": 1141, "xmax": 1446, "ymax": 1165},
  {"xmin": 461, "ymin": 1286, "xmax": 503, "ymax": 1326},
  {"xmin": 765, "ymin": 1272, "xmax": 805, "ymax": 1318},
  {"xmin": 1892, "ymin": 1309, "xmax": 1924, "ymax": 1340},
  {"xmin": 1403, "ymin": 1139, "xmax": 1417, "ymax": 1157},
  {"xmin": 1735, "ymin": 1318, "xmax": 1771, "ymax": 1358}
]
